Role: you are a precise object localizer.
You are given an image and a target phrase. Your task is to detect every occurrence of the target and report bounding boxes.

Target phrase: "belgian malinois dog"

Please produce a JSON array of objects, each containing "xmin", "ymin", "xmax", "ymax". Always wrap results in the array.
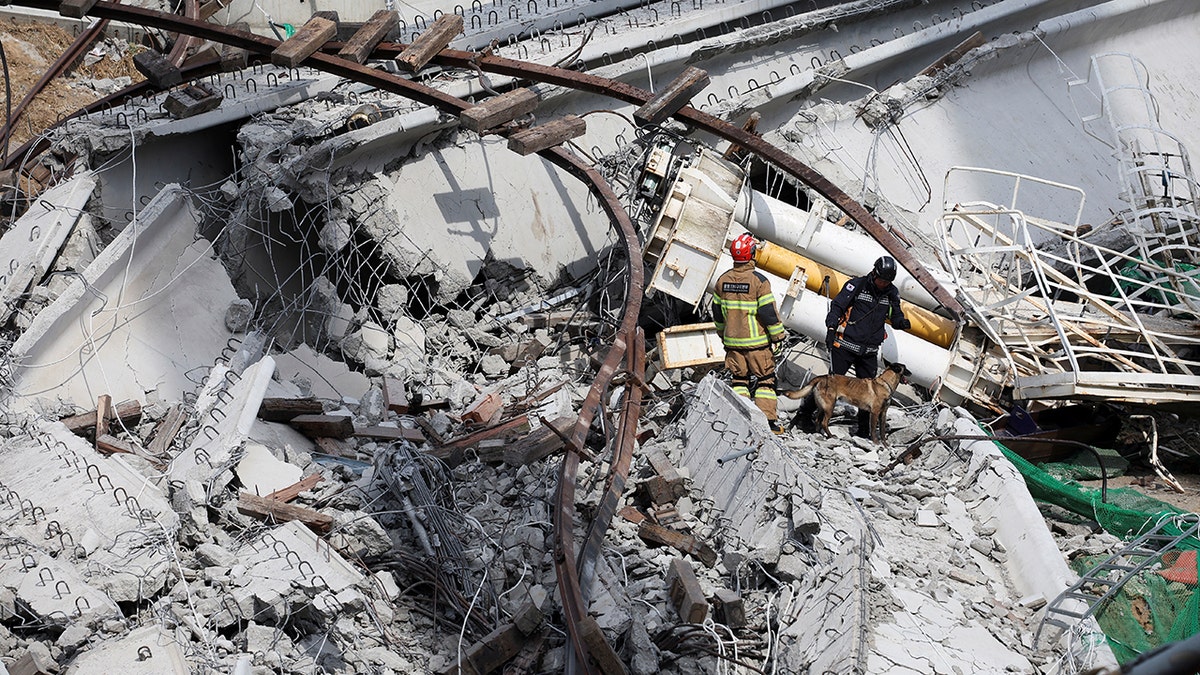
[{"xmin": 783, "ymin": 362, "xmax": 910, "ymax": 444}]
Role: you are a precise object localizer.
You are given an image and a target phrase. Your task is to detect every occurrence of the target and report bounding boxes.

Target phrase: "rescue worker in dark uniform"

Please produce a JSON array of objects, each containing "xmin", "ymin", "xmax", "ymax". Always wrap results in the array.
[
  {"xmin": 713, "ymin": 233, "xmax": 788, "ymax": 434},
  {"xmin": 799, "ymin": 256, "xmax": 911, "ymax": 437}
]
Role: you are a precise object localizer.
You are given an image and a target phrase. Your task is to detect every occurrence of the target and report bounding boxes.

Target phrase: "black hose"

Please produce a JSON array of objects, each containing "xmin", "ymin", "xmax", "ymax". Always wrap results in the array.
[{"xmin": 903, "ymin": 434, "xmax": 1109, "ymax": 503}]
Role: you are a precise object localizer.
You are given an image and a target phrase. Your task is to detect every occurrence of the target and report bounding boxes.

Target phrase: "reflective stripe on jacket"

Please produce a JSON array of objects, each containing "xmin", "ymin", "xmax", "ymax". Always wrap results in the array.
[{"xmin": 712, "ymin": 262, "xmax": 786, "ymax": 349}]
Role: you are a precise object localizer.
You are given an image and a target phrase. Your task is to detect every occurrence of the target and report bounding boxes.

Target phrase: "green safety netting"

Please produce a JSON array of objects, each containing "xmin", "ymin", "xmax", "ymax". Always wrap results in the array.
[{"xmin": 994, "ymin": 442, "xmax": 1200, "ymax": 661}]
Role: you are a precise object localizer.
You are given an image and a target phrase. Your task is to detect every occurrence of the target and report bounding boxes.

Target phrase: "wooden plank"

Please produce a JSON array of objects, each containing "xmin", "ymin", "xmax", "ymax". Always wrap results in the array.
[
  {"xmin": 312, "ymin": 10, "xmax": 339, "ymax": 26},
  {"xmin": 712, "ymin": 588, "xmax": 746, "ymax": 629},
  {"xmin": 265, "ymin": 474, "xmax": 323, "ymax": 502},
  {"xmin": 665, "ymin": 557, "xmax": 708, "ymax": 624},
  {"xmin": 382, "ymin": 376, "xmax": 409, "ymax": 414},
  {"xmin": 237, "ymin": 492, "xmax": 333, "ymax": 534},
  {"xmin": 395, "ymin": 14, "xmax": 463, "ymax": 73},
  {"xmin": 271, "ymin": 16, "xmax": 338, "ymax": 68},
  {"xmin": 502, "ymin": 416, "xmax": 573, "ymax": 466},
  {"xmin": 94, "ymin": 395, "xmax": 112, "ymax": 445},
  {"xmin": 463, "ymin": 392, "xmax": 502, "ymax": 426},
  {"xmin": 460, "ymin": 88, "xmax": 539, "ymax": 133},
  {"xmin": 148, "ymin": 404, "xmax": 187, "ymax": 455},
  {"xmin": 313, "ymin": 436, "xmax": 361, "ymax": 460},
  {"xmin": 133, "ymin": 50, "xmax": 183, "ymax": 89},
  {"xmin": 289, "ymin": 414, "xmax": 355, "ymax": 439},
  {"xmin": 97, "ymin": 434, "xmax": 167, "ymax": 469},
  {"xmin": 58, "ymin": 0, "xmax": 97, "ymax": 18},
  {"xmin": 507, "ymin": 116, "xmax": 586, "ymax": 156},
  {"xmin": 634, "ymin": 66, "xmax": 710, "ymax": 126},
  {"xmin": 199, "ymin": 0, "xmax": 232, "ymax": 21},
  {"xmin": 722, "ymin": 111, "xmax": 760, "ymax": 163},
  {"xmin": 919, "ymin": 31, "xmax": 987, "ymax": 76},
  {"xmin": 637, "ymin": 521, "xmax": 717, "ymax": 567},
  {"xmin": 95, "ymin": 434, "xmax": 133, "ymax": 456},
  {"xmin": 338, "ymin": 9, "xmax": 398, "ymax": 64},
  {"xmin": 354, "ymin": 425, "xmax": 426, "ymax": 443},
  {"xmin": 163, "ymin": 83, "xmax": 223, "ymax": 119},
  {"xmin": 577, "ymin": 615, "xmax": 628, "ymax": 675},
  {"xmin": 448, "ymin": 623, "xmax": 526, "ymax": 675},
  {"xmin": 60, "ymin": 400, "xmax": 141, "ymax": 434},
  {"xmin": 258, "ymin": 397, "xmax": 324, "ymax": 422}
]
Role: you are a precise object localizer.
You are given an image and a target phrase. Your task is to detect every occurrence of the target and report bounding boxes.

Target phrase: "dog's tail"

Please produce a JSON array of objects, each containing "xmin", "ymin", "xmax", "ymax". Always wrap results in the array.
[{"xmin": 783, "ymin": 379, "xmax": 819, "ymax": 400}]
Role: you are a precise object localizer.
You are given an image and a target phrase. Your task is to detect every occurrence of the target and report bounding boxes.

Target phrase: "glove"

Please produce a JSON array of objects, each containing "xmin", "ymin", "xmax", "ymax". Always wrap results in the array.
[
  {"xmin": 825, "ymin": 329, "xmax": 836, "ymax": 347},
  {"xmin": 772, "ymin": 341, "xmax": 784, "ymax": 356},
  {"xmin": 894, "ymin": 318, "xmax": 912, "ymax": 331}
]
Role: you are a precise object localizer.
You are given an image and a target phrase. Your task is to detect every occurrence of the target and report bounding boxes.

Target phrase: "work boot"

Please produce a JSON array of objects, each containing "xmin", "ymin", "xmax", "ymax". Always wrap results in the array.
[{"xmin": 769, "ymin": 420, "xmax": 786, "ymax": 436}]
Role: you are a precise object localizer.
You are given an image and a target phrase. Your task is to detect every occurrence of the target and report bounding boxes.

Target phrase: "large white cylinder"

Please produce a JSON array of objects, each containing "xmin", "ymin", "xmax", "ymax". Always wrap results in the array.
[
  {"xmin": 711, "ymin": 257, "xmax": 953, "ymax": 389},
  {"xmin": 735, "ymin": 188, "xmax": 956, "ymax": 314}
]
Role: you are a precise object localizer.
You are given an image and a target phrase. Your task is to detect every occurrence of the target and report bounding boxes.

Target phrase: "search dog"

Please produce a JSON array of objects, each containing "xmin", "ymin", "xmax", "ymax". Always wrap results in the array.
[{"xmin": 783, "ymin": 362, "xmax": 910, "ymax": 445}]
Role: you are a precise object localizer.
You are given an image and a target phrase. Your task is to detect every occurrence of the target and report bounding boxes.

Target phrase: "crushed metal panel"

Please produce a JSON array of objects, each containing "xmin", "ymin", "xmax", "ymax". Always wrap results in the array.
[
  {"xmin": 644, "ymin": 149, "xmax": 747, "ymax": 307},
  {"xmin": 657, "ymin": 322, "xmax": 725, "ymax": 369},
  {"xmin": 939, "ymin": 167, "xmax": 1200, "ymax": 409}
]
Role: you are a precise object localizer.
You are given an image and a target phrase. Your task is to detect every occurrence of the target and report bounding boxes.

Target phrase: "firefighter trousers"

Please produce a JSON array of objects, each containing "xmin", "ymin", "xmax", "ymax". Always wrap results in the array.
[{"xmin": 725, "ymin": 346, "xmax": 778, "ymax": 422}]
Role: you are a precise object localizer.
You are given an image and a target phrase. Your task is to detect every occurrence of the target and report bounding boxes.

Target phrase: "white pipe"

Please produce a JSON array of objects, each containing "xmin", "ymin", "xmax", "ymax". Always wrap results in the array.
[
  {"xmin": 711, "ymin": 257, "xmax": 953, "ymax": 389},
  {"xmin": 736, "ymin": 188, "xmax": 958, "ymax": 313}
]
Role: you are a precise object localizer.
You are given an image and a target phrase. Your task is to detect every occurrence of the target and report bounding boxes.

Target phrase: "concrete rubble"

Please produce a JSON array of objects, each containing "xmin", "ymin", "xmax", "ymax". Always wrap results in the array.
[{"xmin": 2, "ymin": 0, "xmax": 1199, "ymax": 673}]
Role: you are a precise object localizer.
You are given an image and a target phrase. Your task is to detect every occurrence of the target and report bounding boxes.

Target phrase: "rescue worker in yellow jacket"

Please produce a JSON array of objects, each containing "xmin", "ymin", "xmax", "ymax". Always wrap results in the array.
[{"xmin": 712, "ymin": 233, "xmax": 788, "ymax": 434}]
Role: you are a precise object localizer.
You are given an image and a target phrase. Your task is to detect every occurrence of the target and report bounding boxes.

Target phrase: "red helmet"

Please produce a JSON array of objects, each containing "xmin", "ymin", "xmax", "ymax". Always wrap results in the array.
[{"xmin": 730, "ymin": 233, "xmax": 757, "ymax": 262}]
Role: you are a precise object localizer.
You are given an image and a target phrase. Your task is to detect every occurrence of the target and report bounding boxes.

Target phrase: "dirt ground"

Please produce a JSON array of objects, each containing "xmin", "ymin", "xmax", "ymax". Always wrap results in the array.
[
  {"xmin": 0, "ymin": 18, "xmax": 144, "ymax": 157},
  {"xmin": 1080, "ymin": 467, "xmax": 1200, "ymax": 515}
]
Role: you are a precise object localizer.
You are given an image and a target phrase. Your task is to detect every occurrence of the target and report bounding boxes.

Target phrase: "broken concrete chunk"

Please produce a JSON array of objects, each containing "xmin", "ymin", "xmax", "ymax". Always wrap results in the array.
[
  {"xmin": 916, "ymin": 509, "xmax": 940, "ymax": 527},
  {"xmin": 236, "ymin": 443, "xmax": 304, "ymax": 495},
  {"xmin": 195, "ymin": 543, "xmax": 235, "ymax": 568},
  {"xmin": 224, "ymin": 299, "xmax": 254, "ymax": 332}
]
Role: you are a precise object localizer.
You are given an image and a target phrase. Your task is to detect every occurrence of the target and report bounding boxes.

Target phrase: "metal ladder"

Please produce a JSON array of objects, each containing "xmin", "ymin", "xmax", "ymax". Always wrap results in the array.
[{"xmin": 1036, "ymin": 514, "xmax": 1200, "ymax": 644}]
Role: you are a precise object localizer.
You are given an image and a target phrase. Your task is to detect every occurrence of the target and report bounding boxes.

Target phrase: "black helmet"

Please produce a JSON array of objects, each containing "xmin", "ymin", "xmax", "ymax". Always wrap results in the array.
[{"xmin": 873, "ymin": 256, "xmax": 897, "ymax": 281}]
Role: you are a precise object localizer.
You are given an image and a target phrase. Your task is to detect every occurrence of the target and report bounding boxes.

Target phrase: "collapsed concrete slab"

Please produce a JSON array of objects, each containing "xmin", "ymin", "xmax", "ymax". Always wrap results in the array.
[
  {"xmin": 5, "ymin": 186, "xmax": 239, "ymax": 415},
  {"xmin": 66, "ymin": 624, "xmax": 188, "ymax": 674},
  {"xmin": 0, "ymin": 172, "xmax": 96, "ymax": 326}
]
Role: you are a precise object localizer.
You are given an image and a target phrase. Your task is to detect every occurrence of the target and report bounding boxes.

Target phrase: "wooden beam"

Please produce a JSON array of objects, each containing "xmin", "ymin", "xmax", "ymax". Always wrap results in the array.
[
  {"xmin": 722, "ymin": 112, "xmax": 760, "ymax": 163},
  {"xmin": 264, "ymin": 474, "xmax": 323, "ymax": 502},
  {"xmin": 354, "ymin": 425, "xmax": 426, "ymax": 443},
  {"xmin": 289, "ymin": 414, "xmax": 355, "ymax": 439},
  {"xmin": 58, "ymin": 0, "xmax": 97, "ymax": 18},
  {"xmin": 382, "ymin": 376, "xmax": 409, "ymax": 414},
  {"xmin": 507, "ymin": 115, "xmax": 586, "ymax": 156},
  {"xmin": 460, "ymin": 88, "xmax": 539, "ymax": 133},
  {"xmin": 577, "ymin": 615, "xmax": 628, "ymax": 675},
  {"xmin": 163, "ymin": 83, "xmax": 223, "ymax": 119},
  {"xmin": 637, "ymin": 521, "xmax": 717, "ymax": 567},
  {"xmin": 665, "ymin": 558, "xmax": 708, "ymax": 624},
  {"xmin": 96, "ymin": 434, "xmax": 133, "ymax": 456},
  {"xmin": 501, "ymin": 416, "xmax": 573, "ymax": 466},
  {"xmin": 237, "ymin": 492, "xmax": 333, "ymax": 534},
  {"xmin": 338, "ymin": 9, "xmax": 398, "ymax": 64},
  {"xmin": 634, "ymin": 66, "xmax": 710, "ymax": 126},
  {"xmin": 258, "ymin": 397, "xmax": 325, "ymax": 422},
  {"xmin": 97, "ymin": 434, "xmax": 167, "ymax": 469},
  {"xmin": 271, "ymin": 16, "xmax": 338, "ymax": 68},
  {"xmin": 395, "ymin": 14, "xmax": 463, "ymax": 73},
  {"xmin": 463, "ymin": 392, "xmax": 502, "ymax": 426},
  {"xmin": 60, "ymin": 400, "xmax": 141, "ymax": 434},
  {"xmin": 133, "ymin": 50, "xmax": 183, "ymax": 89},
  {"xmin": 919, "ymin": 31, "xmax": 987, "ymax": 76},
  {"xmin": 148, "ymin": 404, "xmax": 187, "ymax": 456},
  {"xmin": 94, "ymin": 395, "xmax": 112, "ymax": 446}
]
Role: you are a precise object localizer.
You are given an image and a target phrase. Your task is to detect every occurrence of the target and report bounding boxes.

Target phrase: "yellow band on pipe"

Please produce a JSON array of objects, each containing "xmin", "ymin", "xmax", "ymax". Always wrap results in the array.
[{"xmin": 754, "ymin": 241, "xmax": 959, "ymax": 349}]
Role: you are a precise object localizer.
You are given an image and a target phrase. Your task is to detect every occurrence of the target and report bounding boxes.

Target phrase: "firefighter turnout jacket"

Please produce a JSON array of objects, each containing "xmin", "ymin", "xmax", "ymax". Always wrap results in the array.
[
  {"xmin": 825, "ymin": 273, "xmax": 910, "ymax": 355},
  {"xmin": 712, "ymin": 262, "xmax": 786, "ymax": 349}
]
